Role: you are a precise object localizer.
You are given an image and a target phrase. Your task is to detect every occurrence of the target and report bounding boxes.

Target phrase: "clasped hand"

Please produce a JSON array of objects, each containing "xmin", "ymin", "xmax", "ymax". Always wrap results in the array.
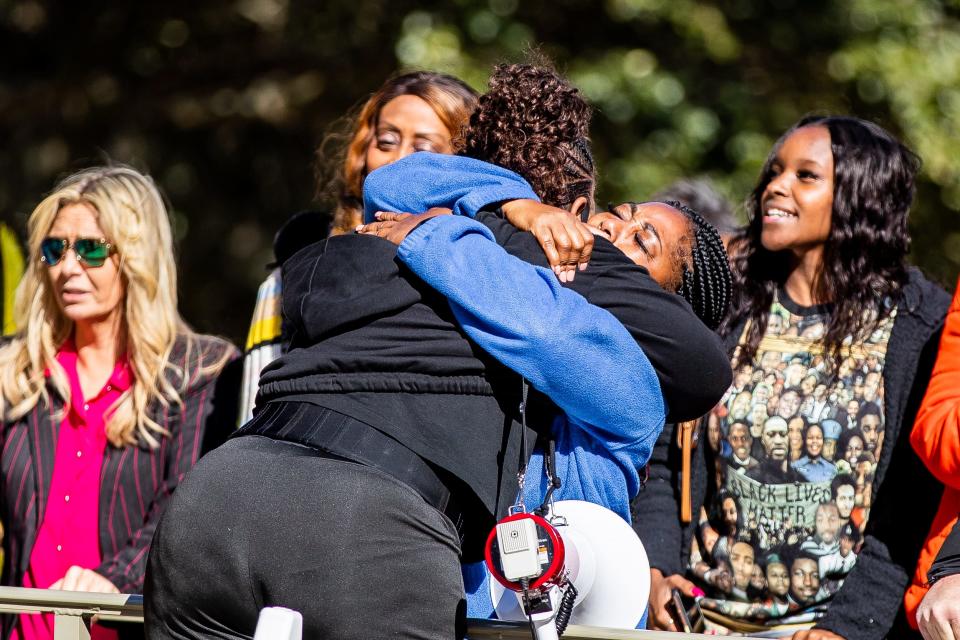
[{"xmin": 357, "ymin": 199, "xmax": 594, "ymax": 282}]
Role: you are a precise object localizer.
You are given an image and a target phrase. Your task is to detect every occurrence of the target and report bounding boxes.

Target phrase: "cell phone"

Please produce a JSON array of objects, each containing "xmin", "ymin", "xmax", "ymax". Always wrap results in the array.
[{"xmin": 667, "ymin": 588, "xmax": 705, "ymax": 633}]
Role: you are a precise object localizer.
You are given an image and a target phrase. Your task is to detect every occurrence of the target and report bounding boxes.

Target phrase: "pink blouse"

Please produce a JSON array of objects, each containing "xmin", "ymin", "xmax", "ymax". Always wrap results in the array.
[{"xmin": 13, "ymin": 342, "xmax": 128, "ymax": 640}]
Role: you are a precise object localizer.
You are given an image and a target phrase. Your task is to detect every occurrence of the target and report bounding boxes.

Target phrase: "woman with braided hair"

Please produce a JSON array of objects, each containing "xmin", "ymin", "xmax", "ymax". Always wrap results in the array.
[
  {"xmin": 585, "ymin": 198, "xmax": 732, "ymax": 330},
  {"xmin": 359, "ymin": 62, "xmax": 732, "ymax": 622},
  {"xmin": 444, "ymin": 62, "xmax": 731, "ymax": 326}
]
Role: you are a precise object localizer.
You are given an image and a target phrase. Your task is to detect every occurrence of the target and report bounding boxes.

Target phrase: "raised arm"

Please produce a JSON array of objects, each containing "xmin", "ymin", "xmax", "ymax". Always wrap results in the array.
[
  {"xmin": 365, "ymin": 153, "xmax": 731, "ymax": 422},
  {"xmin": 363, "ymin": 153, "xmax": 538, "ymax": 222},
  {"xmin": 396, "ymin": 215, "xmax": 665, "ymax": 475},
  {"xmin": 364, "ymin": 154, "xmax": 592, "ymax": 281},
  {"xmin": 477, "ymin": 212, "xmax": 732, "ymax": 423}
]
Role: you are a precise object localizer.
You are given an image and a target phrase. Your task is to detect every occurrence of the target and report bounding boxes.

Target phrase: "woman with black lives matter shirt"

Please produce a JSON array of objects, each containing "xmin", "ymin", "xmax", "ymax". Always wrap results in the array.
[{"xmin": 637, "ymin": 116, "xmax": 950, "ymax": 640}]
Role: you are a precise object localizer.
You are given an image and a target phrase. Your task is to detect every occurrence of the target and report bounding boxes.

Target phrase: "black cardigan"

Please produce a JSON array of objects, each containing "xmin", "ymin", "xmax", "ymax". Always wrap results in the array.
[{"xmin": 631, "ymin": 268, "xmax": 950, "ymax": 640}]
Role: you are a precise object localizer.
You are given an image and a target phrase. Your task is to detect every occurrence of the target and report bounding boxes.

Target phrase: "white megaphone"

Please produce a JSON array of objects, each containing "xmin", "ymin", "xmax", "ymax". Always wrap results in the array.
[{"xmin": 489, "ymin": 500, "xmax": 650, "ymax": 636}]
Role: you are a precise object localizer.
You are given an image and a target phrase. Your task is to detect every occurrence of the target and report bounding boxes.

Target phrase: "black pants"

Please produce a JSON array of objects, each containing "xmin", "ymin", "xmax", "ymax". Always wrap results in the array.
[{"xmin": 145, "ymin": 435, "xmax": 465, "ymax": 639}]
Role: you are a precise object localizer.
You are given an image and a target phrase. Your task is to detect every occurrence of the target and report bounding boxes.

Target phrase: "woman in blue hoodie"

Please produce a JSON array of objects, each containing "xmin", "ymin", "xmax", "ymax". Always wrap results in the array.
[{"xmin": 358, "ymin": 63, "xmax": 733, "ymax": 622}]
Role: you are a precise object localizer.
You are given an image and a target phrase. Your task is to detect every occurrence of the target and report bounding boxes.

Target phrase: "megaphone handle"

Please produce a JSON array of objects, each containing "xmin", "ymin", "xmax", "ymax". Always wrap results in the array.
[{"xmin": 530, "ymin": 616, "xmax": 559, "ymax": 640}]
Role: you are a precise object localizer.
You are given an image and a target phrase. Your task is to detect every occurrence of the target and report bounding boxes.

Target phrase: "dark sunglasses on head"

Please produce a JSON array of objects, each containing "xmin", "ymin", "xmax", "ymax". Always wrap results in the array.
[{"xmin": 40, "ymin": 237, "xmax": 114, "ymax": 267}]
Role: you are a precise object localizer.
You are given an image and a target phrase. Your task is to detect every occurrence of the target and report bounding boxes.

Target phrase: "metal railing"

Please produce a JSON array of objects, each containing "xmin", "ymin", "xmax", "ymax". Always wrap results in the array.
[
  {"xmin": 0, "ymin": 587, "xmax": 734, "ymax": 640},
  {"xmin": 0, "ymin": 587, "xmax": 142, "ymax": 640},
  {"xmin": 466, "ymin": 619, "xmax": 726, "ymax": 639}
]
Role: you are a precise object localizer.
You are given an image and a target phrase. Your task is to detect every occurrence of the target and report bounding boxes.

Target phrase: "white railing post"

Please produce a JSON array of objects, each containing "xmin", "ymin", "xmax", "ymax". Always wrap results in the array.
[
  {"xmin": 254, "ymin": 606, "xmax": 303, "ymax": 640},
  {"xmin": 53, "ymin": 611, "xmax": 91, "ymax": 640}
]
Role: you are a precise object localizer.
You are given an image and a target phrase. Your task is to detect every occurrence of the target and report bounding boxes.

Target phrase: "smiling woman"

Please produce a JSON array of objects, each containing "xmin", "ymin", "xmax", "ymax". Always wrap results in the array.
[
  {"xmin": 639, "ymin": 116, "xmax": 953, "ymax": 639},
  {"xmin": 758, "ymin": 125, "xmax": 834, "ymax": 258},
  {"xmin": 0, "ymin": 166, "xmax": 237, "ymax": 639}
]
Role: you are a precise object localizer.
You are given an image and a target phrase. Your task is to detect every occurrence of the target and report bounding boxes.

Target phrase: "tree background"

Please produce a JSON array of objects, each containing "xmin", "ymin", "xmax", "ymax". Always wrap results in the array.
[{"xmin": 2, "ymin": 0, "xmax": 958, "ymax": 346}]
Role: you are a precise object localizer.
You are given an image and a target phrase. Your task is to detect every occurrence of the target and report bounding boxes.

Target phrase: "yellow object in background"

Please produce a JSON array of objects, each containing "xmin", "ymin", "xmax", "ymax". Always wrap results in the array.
[{"xmin": 1, "ymin": 222, "xmax": 26, "ymax": 336}]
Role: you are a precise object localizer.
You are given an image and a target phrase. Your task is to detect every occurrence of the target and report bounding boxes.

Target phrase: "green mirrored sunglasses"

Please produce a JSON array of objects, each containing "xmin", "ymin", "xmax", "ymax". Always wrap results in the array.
[{"xmin": 40, "ymin": 237, "xmax": 115, "ymax": 267}]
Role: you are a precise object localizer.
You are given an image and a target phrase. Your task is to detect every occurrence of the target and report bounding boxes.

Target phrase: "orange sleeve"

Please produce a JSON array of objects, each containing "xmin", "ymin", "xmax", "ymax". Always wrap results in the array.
[{"xmin": 911, "ymin": 279, "xmax": 960, "ymax": 489}]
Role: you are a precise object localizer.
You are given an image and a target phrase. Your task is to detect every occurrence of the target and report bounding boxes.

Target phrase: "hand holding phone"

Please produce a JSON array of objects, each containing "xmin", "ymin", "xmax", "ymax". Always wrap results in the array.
[{"xmin": 667, "ymin": 587, "xmax": 705, "ymax": 633}]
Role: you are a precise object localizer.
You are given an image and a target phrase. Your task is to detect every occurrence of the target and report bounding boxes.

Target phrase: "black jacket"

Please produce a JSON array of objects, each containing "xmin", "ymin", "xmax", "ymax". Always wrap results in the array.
[
  {"xmin": 477, "ymin": 212, "xmax": 732, "ymax": 424},
  {"xmin": 258, "ymin": 232, "xmax": 526, "ymax": 537},
  {"xmin": 257, "ymin": 213, "xmax": 730, "ymax": 533},
  {"xmin": 631, "ymin": 268, "xmax": 950, "ymax": 640},
  {"xmin": 929, "ymin": 515, "xmax": 960, "ymax": 582}
]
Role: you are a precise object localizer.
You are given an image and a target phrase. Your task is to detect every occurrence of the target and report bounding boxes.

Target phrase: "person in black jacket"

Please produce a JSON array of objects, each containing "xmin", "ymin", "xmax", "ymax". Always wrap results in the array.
[
  {"xmin": 636, "ymin": 116, "xmax": 951, "ymax": 640},
  {"xmin": 145, "ymin": 64, "xmax": 731, "ymax": 640}
]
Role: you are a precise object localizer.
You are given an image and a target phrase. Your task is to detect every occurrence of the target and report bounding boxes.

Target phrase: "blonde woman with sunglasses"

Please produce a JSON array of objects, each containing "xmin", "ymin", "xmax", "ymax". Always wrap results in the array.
[{"xmin": 0, "ymin": 166, "xmax": 237, "ymax": 639}]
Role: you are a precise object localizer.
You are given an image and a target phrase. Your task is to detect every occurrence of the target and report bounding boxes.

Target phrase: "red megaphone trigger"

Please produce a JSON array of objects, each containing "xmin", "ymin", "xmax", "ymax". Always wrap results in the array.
[{"xmin": 484, "ymin": 512, "xmax": 566, "ymax": 592}]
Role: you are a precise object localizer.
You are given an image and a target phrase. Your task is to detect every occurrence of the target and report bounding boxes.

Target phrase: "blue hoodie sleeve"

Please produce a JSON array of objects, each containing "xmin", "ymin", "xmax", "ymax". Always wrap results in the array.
[
  {"xmin": 362, "ymin": 153, "xmax": 538, "ymax": 223},
  {"xmin": 397, "ymin": 215, "xmax": 665, "ymax": 470}
]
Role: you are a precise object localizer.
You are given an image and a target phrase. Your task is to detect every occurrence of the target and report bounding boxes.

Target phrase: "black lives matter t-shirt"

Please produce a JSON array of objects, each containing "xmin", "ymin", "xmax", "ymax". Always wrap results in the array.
[{"xmin": 690, "ymin": 291, "xmax": 895, "ymax": 630}]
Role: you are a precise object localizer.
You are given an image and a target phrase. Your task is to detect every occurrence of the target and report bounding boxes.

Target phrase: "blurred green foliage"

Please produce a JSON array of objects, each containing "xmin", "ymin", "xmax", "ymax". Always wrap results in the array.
[{"xmin": 1, "ymin": 0, "xmax": 958, "ymax": 345}]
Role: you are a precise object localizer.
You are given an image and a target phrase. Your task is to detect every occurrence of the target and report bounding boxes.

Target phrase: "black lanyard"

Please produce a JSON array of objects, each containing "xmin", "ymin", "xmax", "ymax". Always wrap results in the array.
[{"xmin": 514, "ymin": 378, "xmax": 561, "ymax": 517}]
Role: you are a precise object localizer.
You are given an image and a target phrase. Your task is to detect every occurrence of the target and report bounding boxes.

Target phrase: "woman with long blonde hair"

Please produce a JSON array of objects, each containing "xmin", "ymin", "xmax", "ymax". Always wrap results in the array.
[{"xmin": 0, "ymin": 165, "xmax": 237, "ymax": 639}]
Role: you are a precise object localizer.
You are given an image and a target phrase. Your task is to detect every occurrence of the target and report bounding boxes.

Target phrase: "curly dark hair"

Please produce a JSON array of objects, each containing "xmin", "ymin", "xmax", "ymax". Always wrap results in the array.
[
  {"xmin": 830, "ymin": 473, "xmax": 856, "ymax": 500},
  {"xmin": 721, "ymin": 115, "xmax": 919, "ymax": 369},
  {"xmin": 457, "ymin": 62, "xmax": 595, "ymax": 210}
]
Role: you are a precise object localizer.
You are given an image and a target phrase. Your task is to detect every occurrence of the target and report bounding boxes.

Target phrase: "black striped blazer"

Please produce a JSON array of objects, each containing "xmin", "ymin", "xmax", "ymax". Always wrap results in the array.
[{"xmin": 0, "ymin": 334, "xmax": 239, "ymax": 599}]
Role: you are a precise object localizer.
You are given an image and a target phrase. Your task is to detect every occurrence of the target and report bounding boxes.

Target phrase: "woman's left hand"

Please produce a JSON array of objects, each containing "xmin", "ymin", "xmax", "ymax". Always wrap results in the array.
[
  {"xmin": 791, "ymin": 629, "xmax": 846, "ymax": 640},
  {"xmin": 50, "ymin": 566, "xmax": 120, "ymax": 593},
  {"xmin": 357, "ymin": 210, "xmax": 451, "ymax": 246}
]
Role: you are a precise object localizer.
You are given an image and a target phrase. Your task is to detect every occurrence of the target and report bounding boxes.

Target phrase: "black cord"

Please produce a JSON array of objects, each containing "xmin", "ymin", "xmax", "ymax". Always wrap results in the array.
[
  {"xmin": 535, "ymin": 438, "xmax": 562, "ymax": 517},
  {"xmin": 554, "ymin": 583, "xmax": 578, "ymax": 636},
  {"xmin": 520, "ymin": 378, "xmax": 529, "ymax": 466},
  {"xmin": 520, "ymin": 579, "xmax": 537, "ymax": 640},
  {"xmin": 514, "ymin": 377, "xmax": 530, "ymax": 512}
]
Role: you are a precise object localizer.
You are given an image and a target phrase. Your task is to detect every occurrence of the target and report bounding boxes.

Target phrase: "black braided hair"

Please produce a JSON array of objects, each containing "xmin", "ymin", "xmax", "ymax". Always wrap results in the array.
[
  {"xmin": 658, "ymin": 199, "xmax": 733, "ymax": 330},
  {"xmin": 562, "ymin": 137, "xmax": 596, "ymax": 213}
]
